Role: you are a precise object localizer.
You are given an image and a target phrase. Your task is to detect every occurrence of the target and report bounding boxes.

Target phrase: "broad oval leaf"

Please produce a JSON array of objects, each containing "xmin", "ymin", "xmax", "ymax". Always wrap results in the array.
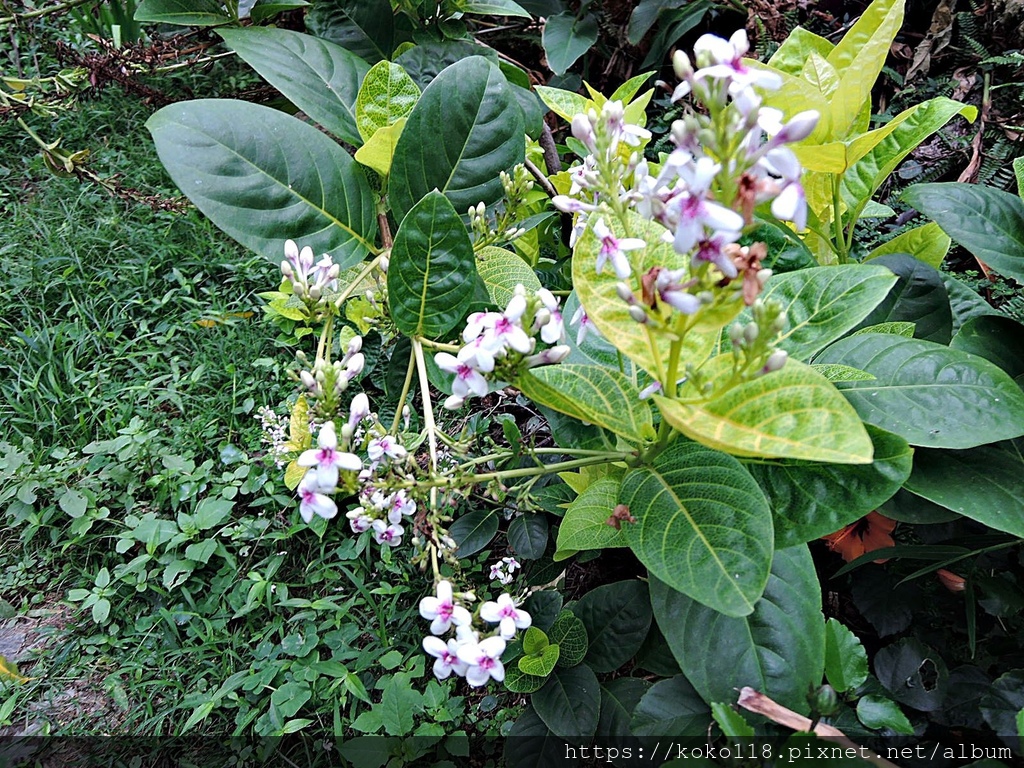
[
  {"xmin": 507, "ymin": 514, "xmax": 549, "ymax": 560},
  {"xmin": 619, "ymin": 439, "xmax": 773, "ymax": 617},
  {"xmin": 754, "ymin": 264, "xmax": 897, "ymax": 360},
  {"xmin": 218, "ymin": 28, "xmax": 369, "ymax": 147},
  {"xmin": 572, "ymin": 580, "xmax": 652, "ymax": 673},
  {"xmin": 390, "ymin": 57, "xmax": 524, "ymax": 223},
  {"xmin": 449, "ymin": 508, "xmax": 498, "ymax": 556},
  {"xmin": 650, "ymin": 544, "xmax": 826, "ymax": 713},
  {"xmin": 305, "ymin": 0, "xmax": 398, "ymax": 64},
  {"xmin": 554, "ymin": 477, "xmax": 625, "ymax": 561},
  {"xmin": 394, "ymin": 40, "xmax": 498, "ymax": 90},
  {"xmin": 903, "ymin": 440, "xmax": 1024, "ymax": 537},
  {"xmin": 542, "ymin": 12, "xmax": 599, "ymax": 75},
  {"xmin": 656, "ymin": 359, "xmax": 874, "ymax": 464},
  {"xmin": 134, "ymin": 0, "xmax": 230, "ymax": 25},
  {"xmin": 951, "ymin": 315, "xmax": 1024, "ymax": 383},
  {"xmin": 532, "ymin": 664, "xmax": 600, "ymax": 741},
  {"xmin": 548, "ymin": 610, "xmax": 588, "ymax": 668},
  {"xmin": 904, "ymin": 182, "xmax": 1024, "ymax": 284},
  {"xmin": 476, "ymin": 246, "xmax": 541, "ymax": 307},
  {"xmin": 598, "ymin": 678, "xmax": 650, "ymax": 748},
  {"xmin": 504, "ymin": 706, "xmax": 568, "ymax": 768},
  {"xmin": 354, "ymin": 60, "xmax": 420, "ymax": 142},
  {"xmin": 767, "ymin": 28, "xmax": 834, "ymax": 75},
  {"xmin": 387, "ymin": 190, "xmax": 477, "ymax": 338},
  {"xmin": 853, "ymin": 253, "xmax": 952, "ymax": 344},
  {"xmin": 147, "ymin": 100, "xmax": 377, "ymax": 268},
  {"xmin": 865, "ymin": 222, "xmax": 950, "ymax": 269},
  {"xmin": 630, "ymin": 675, "xmax": 710, "ymax": 737},
  {"xmin": 518, "ymin": 365, "xmax": 654, "ymax": 443},
  {"xmin": 815, "ymin": 333, "xmax": 1024, "ymax": 449},
  {"xmin": 746, "ymin": 424, "xmax": 912, "ymax": 547}
]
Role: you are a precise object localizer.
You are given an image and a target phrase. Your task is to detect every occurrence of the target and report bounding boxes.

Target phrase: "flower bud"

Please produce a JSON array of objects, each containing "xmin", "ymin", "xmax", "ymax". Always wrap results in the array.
[
  {"xmin": 280, "ymin": 261, "xmax": 294, "ymax": 279},
  {"xmin": 744, "ymin": 322, "xmax": 759, "ymax": 344},
  {"xmin": 309, "ymin": 285, "xmax": 322, "ymax": 301},
  {"xmin": 672, "ymin": 50, "xmax": 693, "ymax": 81},
  {"xmin": 346, "ymin": 353, "xmax": 365, "ymax": 376},
  {"xmin": 571, "ymin": 114, "xmax": 597, "ymax": 151},
  {"xmin": 443, "ymin": 395, "xmax": 465, "ymax": 410},
  {"xmin": 379, "ymin": 255, "xmax": 389, "ymax": 273},
  {"xmin": 756, "ymin": 268, "xmax": 773, "ymax": 288},
  {"xmin": 764, "ymin": 349, "xmax": 788, "ymax": 373},
  {"xmin": 638, "ymin": 381, "xmax": 662, "ymax": 399},
  {"xmin": 534, "ymin": 308, "xmax": 551, "ymax": 329},
  {"xmin": 778, "ymin": 110, "xmax": 819, "ymax": 143},
  {"xmin": 729, "ymin": 323, "xmax": 745, "ymax": 345},
  {"xmin": 340, "ymin": 423, "xmax": 355, "ymax": 441},
  {"xmin": 300, "ymin": 370, "xmax": 317, "ymax": 391},
  {"xmin": 628, "ymin": 305, "xmax": 648, "ymax": 324},
  {"xmin": 616, "ymin": 282, "xmax": 635, "ymax": 303},
  {"xmin": 347, "ymin": 336, "xmax": 362, "ymax": 354}
]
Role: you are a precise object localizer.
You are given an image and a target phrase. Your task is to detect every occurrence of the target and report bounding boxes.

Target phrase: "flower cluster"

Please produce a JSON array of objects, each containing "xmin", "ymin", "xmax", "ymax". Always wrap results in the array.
[
  {"xmin": 419, "ymin": 581, "xmax": 532, "ymax": 686},
  {"xmin": 437, "ymin": 285, "xmax": 570, "ymax": 409},
  {"xmin": 296, "ymin": 336, "xmax": 365, "ymax": 412},
  {"xmin": 280, "ymin": 239, "xmax": 339, "ymax": 303},
  {"xmin": 489, "ymin": 556, "xmax": 521, "ymax": 585},
  {"xmin": 295, "ymin": 419, "xmax": 362, "ymax": 524},
  {"xmin": 345, "ymin": 487, "xmax": 416, "ymax": 548}
]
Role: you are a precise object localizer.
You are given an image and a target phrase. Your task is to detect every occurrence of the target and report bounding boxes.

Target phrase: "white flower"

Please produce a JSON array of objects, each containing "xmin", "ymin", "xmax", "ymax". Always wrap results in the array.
[
  {"xmin": 534, "ymin": 289, "xmax": 565, "ymax": 344},
  {"xmin": 388, "ymin": 490, "xmax": 416, "ymax": 525},
  {"xmin": 667, "ymin": 158, "xmax": 744, "ymax": 254},
  {"xmin": 570, "ymin": 305, "xmax": 602, "ymax": 346},
  {"xmin": 479, "ymin": 593, "xmax": 532, "ymax": 640},
  {"xmin": 296, "ymin": 421, "xmax": 362, "ymax": 489},
  {"xmin": 423, "ymin": 636, "xmax": 469, "ymax": 680},
  {"xmin": 435, "ymin": 352, "xmax": 489, "ymax": 399},
  {"xmin": 419, "ymin": 581, "xmax": 472, "ymax": 636},
  {"xmin": 348, "ymin": 392, "xmax": 370, "ymax": 430},
  {"xmin": 371, "ymin": 519, "xmax": 403, "ymax": 547},
  {"xmin": 592, "ymin": 217, "xmax": 645, "ymax": 279},
  {"xmin": 692, "ymin": 30, "xmax": 782, "ymax": 94},
  {"xmin": 456, "ymin": 636, "xmax": 507, "ymax": 687},
  {"xmin": 367, "ymin": 435, "xmax": 406, "ymax": 463},
  {"xmin": 692, "ymin": 230, "xmax": 740, "ymax": 278},
  {"xmin": 297, "ymin": 471, "xmax": 338, "ymax": 524},
  {"xmin": 346, "ymin": 507, "xmax": 372, "ymax": 533},
  {"xmin": 655, "ymin": 268, "xmax": 702, "ymax": 314}
]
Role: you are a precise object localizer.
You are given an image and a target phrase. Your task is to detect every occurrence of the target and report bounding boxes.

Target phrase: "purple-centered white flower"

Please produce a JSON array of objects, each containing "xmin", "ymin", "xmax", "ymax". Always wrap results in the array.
[
  {"xmin": 570, "ymin": 304, "xmax": 602, "ymax": 346},
  {"xmin": 348, "ymin": 392, "xmax": 370, "ymax": 430},
  {"xmin": 762, "ymin": 147, "xmax": 808, "ymax": 230},
  {"xmin": 692, "ymin": 30, "xmax": 782, "ymax": 93},
  {"xmin": 423, "ymin": 636, "xmax": 469, "ymax": 681},
  {"xmin": 368, "ymin": 435, "xmax": 406, "ymax": 463},
  {"xmin": 667, "ymin": 158, "xmax": 744, "ymax": 254},
  {"xmin": 592, "ymin": 217, "xmax": 645, "ymax": 279},
  {"xmin": 656, "ymin": 268, "xmax": 702, "ymax": 314},
  {"xmin": 456, "ymin": 636, "xmax": 507, "ymax": 687},
  {"xmin": 692, "ymin": 230, "xmax": 740, "ymax": 278},
  {"xmin": 346, "ymin": 507, "xmax": 372, "ymax": 533},
  {"xmin": 435, "ymin": 352, "xmax": 489, "ymax": 399},
  {"xmin": 535, "ymin": 288, "xmax": 565, "ymax": 344},
  {"xmin": 371, "ymin": 519, "xmax": 403, "ymax": 548},
  {"xmin": 479, "ymin": 593, "xmax": 532, "ymax": 640},
  {"xmin": 419, "ymin": 580, "xmax": 472, "ymax": 635},
  {"xmin": 296, "ymin": 421, "xmax": 362, "ymax": 490},
  {"xmin": 602, "ymin": 100, "xmax": 651, "ymax": 152},
  {"xmin": 388, "ymin": 490, "xmax": 416, "ymax": 525},
  {"xmin": 297, "ymin": 471, "xmax": 338, "ymax": 524}
]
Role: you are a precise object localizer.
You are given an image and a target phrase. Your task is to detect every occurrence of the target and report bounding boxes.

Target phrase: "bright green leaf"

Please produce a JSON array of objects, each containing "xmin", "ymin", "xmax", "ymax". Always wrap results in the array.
[
  {"xmin": 857, "ymin": 695, "xmax": 914, "ymax": 734},
  {"xmin": 824, "ymin": 618, "xmax": 869, "ymax": 693},
  {"xmin": 460, "ymin": 0, "xmax": 531, "ymax": 16},
  {"xmin": 354, "ymin": 60, "xmax": 420, "ymax": 142},
  {"xmin": 519, "ymin": 644, "xmax": 560, "ymax": 677},
  {"xmin": 134, "ymin": 0, "xmax": 230, "ymax": 25},
  {"xmin": 865, "ymin": 222, "xmax": 950, "ymax": 268},
  {"xmin": 554, "ymin": 477, "xmax": 625, "ymax": 560},
  {"xmin": 475, "ymin": 246, "xmax": 541, "ymax": 307},
  {"xmin": 353, "ymin": 118, "xmax": 406, "ymax": 177}
]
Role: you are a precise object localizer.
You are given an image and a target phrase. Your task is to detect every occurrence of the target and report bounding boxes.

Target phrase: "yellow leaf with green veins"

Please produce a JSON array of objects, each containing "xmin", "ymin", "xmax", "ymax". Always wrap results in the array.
[
  {"xmin": 354, "ymin": 61, "xmax": 419, "ymax": 142},
  {"xmin": 354, "ymin": 118, "xmax": 406, "ymax": 177},
  {"xmin": 865, "ymin": 222, "xmax": 950, "ymax": 268},
  {"xmin": 800, "ymin": 52, "xmax": 839, "ymax": 96},
  {"xmin": 767, "ymin": 27, "xmax": 834, "ymax": 74}
]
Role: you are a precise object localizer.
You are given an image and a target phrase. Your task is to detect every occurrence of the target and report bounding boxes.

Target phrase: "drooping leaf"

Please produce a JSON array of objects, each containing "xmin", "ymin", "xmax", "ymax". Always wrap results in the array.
[
  {"xmin": 305, "ymin": 0, "xmax": 398, "ymax": 64},
  {"xmin": 133, "ymin": 0, "xmax": 230, "ymax": 25},
  {"xmin": 542, "ymin": 12, "xmax": 599, "ymax": 75},
  {"xmin": 630, "ymin": 675, "xmax": 710, "ymax": 737},
  {"xmin": 619, "ymin": 440, "xmax": 773, "ymax": 617},
  {"xmin": 571, "ymin": 581, "xmax": 652, "ymax": 673},
  {"xmin": 655, "ymin": 359, "xmax": 874, "ymax": 464},
  {"xmin": 390, "ymin": 57, "xmax": 524, "ymax": 223},
  {"xmin": 865, "ymin": 222, "xmax": 950, "ymax": 269},
  {"xmin": 754, "ymin": 264, "xmax": 898, "ymax": 360},
  {"xmin": 387, "ymin": 190, "xmax": 477, "ymax": 338},
  {"xmin": 147, "ymin": 100, "xmax": 377, "ymax": 268},
  {"xmin": 651, "ymin": 544, "xmax": 825, "ymax": 713},
  {"xmin": 218, "ymin": 28, "xmax": 369, "ymax": 146},
  {"xmin": 815, "ymin": 334, "xmax": 1024, "ymax": 449},
  {"xmin": 354, "ymin": 60, "xmax": 420, "ymax": 142},
  {"xmin": 824, "ymin": 618, "xmax": 869, "ymax": 693},
  {"xmin": 353, "ymin": 118, "xmax": 406, "ymax": 176},
  {"xmin": 903, "ymin": 440, "xmax": 1024, "ymax": 537},
  {"xmin": 0, "ymin": 655, "xmax": 29, "ymax": 684},
  {"xmin": 853, "ymin": 253, "xmax": 952, "ymax": 344},
  {"xmin": 944, "ymin": 275, "xmax": 1002, "ymax": 336},
  {"xmin": 518, "ymin": 365, "xmax": 654, "ymax": 443},
  {"xmin": 554, "ymin": 477, "xmax": 625, "ymax": 560},
  {"xmin": 746, "ymin": 424, "xmax": 912, "ymax": 547},
  {"xmin": 533, "ymin": 664, "xmax": 601, "ymax": 741},
  {"xmin": 475, "ymin": 246, "xmax": 541, "ymax": 307}
]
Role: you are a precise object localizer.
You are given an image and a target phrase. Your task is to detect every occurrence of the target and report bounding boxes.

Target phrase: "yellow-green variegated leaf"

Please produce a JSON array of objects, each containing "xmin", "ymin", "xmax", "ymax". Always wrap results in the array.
[
  {"xmin": 0, "ymin": 655, "xmax": 29, "ymax": 684},
  {"xmin": 476, "ymin": 246, "xmax": 541, "ymax": 307},
  {"xmin": 573, "ymin": 212, "xmax": 733, "ymax": 381},
  {"xmin": 554, "ymin": 477, "xmax": 625, "ymax": 561},
  {"xmin": 767, "ymin": 27, "xmax": 834, "ymax": 75},
  {"xmin": 865, "ymin": 222, "xmax": 951, "ymax": 268},
  {"xmin": 285, "ymin": 460, "xmax": 306, "ymax": 490},
  {"xmin": 748, "ymin": 62, "xmax": 832, "ymax": 143},
  {"xmin": 655, "ymin": 358, "xmax": 874, "ymax": 464},
  {"xmin": 353, "ymin": 117, "xmax": 406, "ymax": 177},
  {"xmin": 534, "ymin": 85, "xmax": 589, "ymax": 123},
  {"xmin": 800, "ymin": 52, "xmax": 839, "ymax": 96},
  {"xmin": 519, "ymin": 365, "xmax": 655, "ymax": 443},
  {"xmin": 354, "ymin": 60, "xmax": 420, "ymax": 142}
]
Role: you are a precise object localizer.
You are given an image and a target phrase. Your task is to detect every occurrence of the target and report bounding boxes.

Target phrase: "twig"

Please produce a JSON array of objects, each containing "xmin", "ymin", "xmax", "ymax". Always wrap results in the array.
[
  {"xmin": 524, "ymin": 158, "xmax": 557, "ymax": 198},
  {"xmin": 538, "ymin": 122, "xmax": 561, "ymax": 176},
  {"xmin": 737, "ymin": 688, "xmax": 902, "ymax": 768},
  {"xmin": 0, "ymin": 0, "xmax": 95, "ymax": 25}
]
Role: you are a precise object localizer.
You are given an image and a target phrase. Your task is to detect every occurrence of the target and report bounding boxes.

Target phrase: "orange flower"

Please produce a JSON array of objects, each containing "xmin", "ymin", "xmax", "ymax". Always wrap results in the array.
[
  {"xmin": 937, "ymin": 569, "xmax": 966, "ymax": 593},
  {"xmin": 822, "ymin": 511, "xmax": 896, "ymax": 563}
]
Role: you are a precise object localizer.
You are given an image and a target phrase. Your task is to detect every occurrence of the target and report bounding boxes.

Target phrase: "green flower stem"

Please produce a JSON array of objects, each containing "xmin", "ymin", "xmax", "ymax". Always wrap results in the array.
[
  {"xmin": 331, "ymin": 254, "xmax": 382, "ymax": 312},
  {"xmin": 397, "ymin": 453, "xmax": 633, "ymax": 491},
  {"xmin": 455, "ymin": 447, "xmax": 627, "ymax": 471},
  {"xmin": 390, "ymin": 349, "xmax": 417, "ymax": 436},
  {"xmin": 315, "ymin": 312, "xmax": 334, "ymax": 367},
  {"xmin": 415, "ymin": 337, "xmax": 460, "ymax": 353},
  {"xmin": 832, "ymin": 176, "xmax": 849, "ymax": 265},
  {"xmin": 412, "ymin": 339, "xmax": 441, "ymax": 518}
]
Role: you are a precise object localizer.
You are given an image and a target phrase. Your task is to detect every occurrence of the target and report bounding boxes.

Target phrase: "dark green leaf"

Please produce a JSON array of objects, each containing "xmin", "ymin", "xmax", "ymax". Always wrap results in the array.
[
  {"xmin": 504, "ymin": 705, "xmax": 571, "ymax": 768},
  {"xmin": 249, "ymin": 0, "xmax": 309, "ymax": 23},
  {"xmin": 533, "ymin": 664, "xmax": 600, "ymax": 740},
  {"xmin": 815, "ymin": 334, "xmax": 1024, "ymax": 448},
  {"xmin": 856, "ymin": 695, "xmax": 914, "ymax": 734},
  {"xmin": 634, "ymin": 622, "xmax": 681, "ymax": 677},
  {"xmin": 508, "ymin": 514, "xmax": 549, "ymax": 560},
  {"xmin": 951, "ymin": 315, "xmax": 1024, "ymax": 383},
  {"xmin": 824, "ymin": 618, "xmax": 869, "ymax": 693},
  {"xmin": 903, "ymin": 182, "xmax": 1024, "ymax": 284},
  {"xmin": 390, "ymin": 57, "xmax": 524, "ymax": 223},
  {"xmin": 854, "ymin": 253, "xmax": 952, "ymax": 344},
  {"xmin": 747, "ymin": 425, "xmax": 912, "ymax": 547},
  {"xmin": 217, "ymin": 28, "xmax": 369, "ymax": 146},
  {"xmin": 305, "ymin": 0, "xmax": 398, "ymax": 64},
  {"xmin": 394, "ymin": 40, "xmax": 498, "ymax": 90},
  {"xmin": 979, "ymin": 670, "xmax": 1024, "ymax": 747},
  {"xmin": 147, "ymin": 99, "xmax": 377, "ymax": 268},
  {"xmin": 134, "ymin": 0, "xmax": 230, "ymax": 25},
  {"xmin": 879, "ymin": 488, "xmax": 959, "ymax": 524},
  {"xmin": 598, "ymin": 678, "xmax": 650, "ymax": 744},
  {"xmin": 651, "ymin": 545, "xmax": 826, "ymax": 713},
  {"xmin": 449, "ymin": 508, "xmax": 498, "ymax": 556},
  {"xmin": 542, "ymin": 12, "xmax": 598, "ymax": 75},
  {"xmin": 571, "ymin": 580, "xmax": 652, "ymax": 673},
  {"xmin": 620, "ymin": 440, "xmax": 773, "ymax": 618},
  {"xmin": 387, "ymin": 190, "xmax": 477, "ymax": 338},
  {"xmin": 850, "ymin": 569, "xmax": 914, "ymax": 637},
  {"xmin": 630, "ymin": 675, "xmax": 710, "ymax": 737},
  {"xmin": 944, "ymin": 275, "xmax": 1002, "ymax": 336},
  {"xmin": 903, "ymin": 440, "xmax": 1024, "ymax": 537},
  {"xmin": 875, "ymin": 638, "xmax": 948, "ymax": 711},
  {"xmin": 524, "ymin": 591, "xmax": 563, "ymax": 632},
  {"xmin": 548, "ymin": 610, "xmax": 587, "ymax": 667}
]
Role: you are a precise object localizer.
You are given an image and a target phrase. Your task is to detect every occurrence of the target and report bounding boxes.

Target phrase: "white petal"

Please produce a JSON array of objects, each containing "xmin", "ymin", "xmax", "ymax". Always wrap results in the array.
[
  {"xmin": 478, "ymin": 636, "xmax": 506, "ymax": 658},
  {"xmin": 465, "ymin": 664, "xmax": 489, "ymax": 687},
  {"xmin": 423, "ymin": 635, "xmax": 448, "ymax": 658},
  {"xmin": 479, "ymin": 601, "xmax": 501, "ymax": 623}
]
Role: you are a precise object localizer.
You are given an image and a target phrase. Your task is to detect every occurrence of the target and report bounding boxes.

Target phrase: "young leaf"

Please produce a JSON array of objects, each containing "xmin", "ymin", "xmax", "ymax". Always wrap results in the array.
[
  {"xmin": 217, "ymin": 28, "xmax": 370, "ymax": 147},
  {"xmin": 619, "ymin": 440, "xmax": 773, "ymax": 617},
  {"xmin": 650, "ymin": 544, "xmax": 826, "ymax": 713},
  {"xmin": 475, "ymin": 247, "xmax": 542, "ymax": 307},
  {"xmin": 554, "ymin": 477, "xmax": 626, "ymax": 560},
  {"xmin": 519, "ymin": 644, "xmax": 560, "ymax": 677},
  {"xmin": 815, "ymin": 334, "xmax": 1024, "ymax": 449},
  {"xmin": 353, "ymin": 118, "xmax": 406, "ymax": 177},
  {"xmin": 824, "ymin": 618, "xmax": 869, "ymax": 693},
  {"xmin": 387, "ymin": 191, "xmax": 477, "ymax": 339},
  {"xmin": 147, "ymin": 100, "xmax": 377, "ymax": 269},
  {"xmin": 354, "ymin": 61, "xmax": 420, "ymax": 142},
  {"xmin": 518, "ymin": 365, "xmax": 655, "ymax": 443},
  {"xmin": 656, "ymin": 359, "xmax": 874, "ymax": 464},
  {"xmin": 390, "ymin": 57, "xmax": 524, "ymax": 223},
  {"xmin": 548, "ymin": 610, "xmax": 588, "ymax": 667},
  {"xmin": 865, "ymin": 222, "xmax": 950, "ymax": 268},
  {"xmin": 542, "ymin": 12, "xmax": 599, "ymax": 75}
]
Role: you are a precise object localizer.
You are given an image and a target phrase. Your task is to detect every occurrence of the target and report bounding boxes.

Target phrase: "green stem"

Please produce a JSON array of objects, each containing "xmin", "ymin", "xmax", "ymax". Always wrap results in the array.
[
  {"xmin": 397, "ymin": 453, "xmax": 632, "ymax": 490},
  {"xmin": 315, "ymin": 312, "xmax": 334, "ymax": 365},
  {"xmin": 389, "ymin": 350, "xmax": 417, "ymax": 435},
  {"xmin": 0, "ymin": 0, "xmax": 94, "ymax": 24},
  {"xmin": 831, "ymin": 176, "xmax": 849, "ymax": 265},
  {"xmin": 331, "ymin": 255, "xmax": 382, "ymax": 311},
  {"xmin": 456, "ymin": 447, "xmax": 626, "ymax": 471}
]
